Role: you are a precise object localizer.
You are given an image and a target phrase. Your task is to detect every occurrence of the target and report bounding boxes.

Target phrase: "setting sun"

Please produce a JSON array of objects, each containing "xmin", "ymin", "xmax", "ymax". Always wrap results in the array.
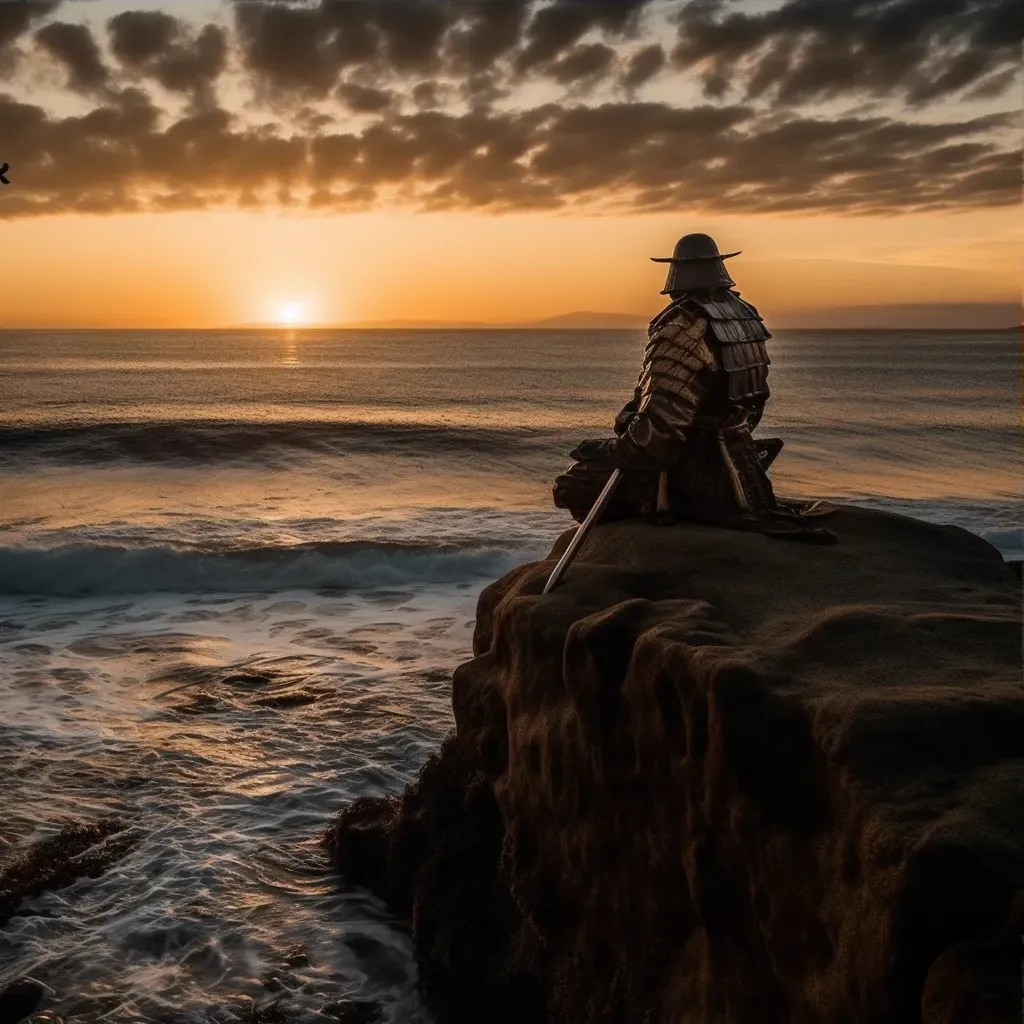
[{"xmin": 275, "ymin": 302, "xmax": 306, "ymax": 327}]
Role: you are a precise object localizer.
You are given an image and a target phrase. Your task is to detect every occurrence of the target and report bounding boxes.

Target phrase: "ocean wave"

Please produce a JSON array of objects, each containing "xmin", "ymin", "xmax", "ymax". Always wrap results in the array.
[
  {"xmin": 0, "ymin": 540, "xmax": 534, "ymax": 596},
  {"xmin": 0, "ymin": 421, "xmax": 564, "ymax": 467}
]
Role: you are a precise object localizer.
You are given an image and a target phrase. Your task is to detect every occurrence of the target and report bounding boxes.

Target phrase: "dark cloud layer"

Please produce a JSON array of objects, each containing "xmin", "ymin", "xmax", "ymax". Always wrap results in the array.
[
  {"xmin": 0, "ymin": 0, "xmax": 61, "ymax": 76},
  {"xmin": 673, "ymin": 0, "xmax": 1023, "ymax": 106},
  {"xmin": 0, "ymin": 0, "xmax": 60, "ymax": 50},
  {"xmin": 0, "ymin": 84, "xmax": 1015, "ymax": 219},
  {"xmin": 109, "ymin": 12, "xmax": 226, "ymax": 105},
  {"xmin": 512, "ymin": 0, "xmax": 655, "ymax": 73},
  {"xmin": 233, "ymin": 0, "xmax": 462, "ymax": 95},
  {"xmin": 622, "ymin": 44, "xmax": 666, "ymax": 92},
  {"xmin": 0, "ymin": 0, "xmax": 1018, "ymax": 219},
  {"xmin": 231, "ymin": 0, "xmax": 658, "ymax": 94},
  {"xmin": 35, "ymin": 21, "xmax": 110, "ymax": 94}
]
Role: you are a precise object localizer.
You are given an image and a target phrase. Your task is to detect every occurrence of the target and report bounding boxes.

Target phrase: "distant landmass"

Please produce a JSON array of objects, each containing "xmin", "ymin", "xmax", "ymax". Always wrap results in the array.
[
  {"xmin": 509, "ymin": 311, "xmax": 649, "ymax": 329},
  {"xmin": 229, "ymin": 303, "xmax": 1018, "ymax": 331},
  {"xmin": 770, "ymin": 303, "xmax": 1020, "ymax": 330}
]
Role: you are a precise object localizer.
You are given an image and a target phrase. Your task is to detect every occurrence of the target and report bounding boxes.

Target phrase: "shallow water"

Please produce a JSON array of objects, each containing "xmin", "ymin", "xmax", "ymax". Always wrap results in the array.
[
  {"xmin": 0, "ymin": 582, "xmax": 498, "ymax": 1022},
  {"xmin": 0, "ymin": 327, "xmax": 1019, "ymax": 1020}
]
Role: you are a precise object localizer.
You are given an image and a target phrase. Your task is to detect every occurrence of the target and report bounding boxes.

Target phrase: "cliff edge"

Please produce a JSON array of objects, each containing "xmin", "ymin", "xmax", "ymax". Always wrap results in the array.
[{"xmin": 326, "ymin": 506, "xmax": 1023, "ymax": 1024}]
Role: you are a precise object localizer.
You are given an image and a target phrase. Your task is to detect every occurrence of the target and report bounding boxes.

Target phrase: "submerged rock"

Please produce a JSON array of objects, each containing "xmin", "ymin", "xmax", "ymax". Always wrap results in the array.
[
  {"xmin": 0, "ymin": 818, "xmax": 137, "ymax": 927},
  {"xmin": 326, "ymin": 506, "xmax": 1023, "ymax": 1024},
  {"xmin": 0, "ymin": 979, "xmax": 44, "ymax": 1024},
  {"xmin": 281, "ymin": 944, "xmax": 310, "ymax": 969}
]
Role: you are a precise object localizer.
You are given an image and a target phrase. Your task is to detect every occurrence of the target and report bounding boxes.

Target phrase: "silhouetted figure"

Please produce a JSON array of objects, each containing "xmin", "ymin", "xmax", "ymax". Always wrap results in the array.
[{"xmin": 553, "ymin": 233, "xmax": 835, "ymax": 543}]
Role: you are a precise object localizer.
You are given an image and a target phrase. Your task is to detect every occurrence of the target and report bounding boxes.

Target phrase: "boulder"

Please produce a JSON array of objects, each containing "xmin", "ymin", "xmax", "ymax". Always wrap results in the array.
[{"xmin": 327, "ymin": 506, "xmax": 1023, "ymax": 1024}]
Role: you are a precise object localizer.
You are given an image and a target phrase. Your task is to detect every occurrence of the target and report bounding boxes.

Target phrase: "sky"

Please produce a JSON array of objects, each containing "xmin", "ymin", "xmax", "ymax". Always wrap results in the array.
[{"xmin": 0, "ymin": 0, "xmax": 1020, "ymax": 328}]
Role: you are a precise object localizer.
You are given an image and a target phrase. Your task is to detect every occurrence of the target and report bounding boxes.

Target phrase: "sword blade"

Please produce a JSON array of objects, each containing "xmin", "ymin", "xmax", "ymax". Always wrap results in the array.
[{"xmin": 543, "ymin": 468, "xmax": 622, "ymax": 594}]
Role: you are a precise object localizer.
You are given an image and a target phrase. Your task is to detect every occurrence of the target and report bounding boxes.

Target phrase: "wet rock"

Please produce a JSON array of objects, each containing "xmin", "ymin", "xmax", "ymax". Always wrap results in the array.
[
  {"xmin": 0, "ymin": 818, "xmax": 137, "ymax": 927},
  {"xmin": 320, "ymin": 1000, "xmax": 383, "ymax": 1024},
  {"xmin": 282, "ymin": 944, "xmax": 310, "ymax": 969},
  {"xmin": 259, "ymin": 970, "xmax": 298, "ymax": 993},
  {"xmin": 327, "ymin": 507, "xmax": 1024, "ymax": 1024},
  {"xmin": 1005, "ymin": 558, "xmax": 1021, "ymax": 580},
  {"xmin": 238, "ymin": 1001, "xmax": 290, "ymax": 1024},
  {"xmin": 221, "ymin": 672, "xmax": 271, "ymax": 688},
  {"xmin": 0, "ymin": 978, "xmax": 44, "ymax": 1024}
]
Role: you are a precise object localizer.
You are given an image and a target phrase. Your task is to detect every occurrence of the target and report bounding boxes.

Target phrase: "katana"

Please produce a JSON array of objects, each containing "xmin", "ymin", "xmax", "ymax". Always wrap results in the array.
[{"xmin": 543, "ymin": 468, "xmax": 622, "ymax": 594}]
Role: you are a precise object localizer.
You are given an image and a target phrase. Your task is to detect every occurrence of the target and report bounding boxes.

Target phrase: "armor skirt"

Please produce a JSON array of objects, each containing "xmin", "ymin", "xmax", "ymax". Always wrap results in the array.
[{"xmin": 553, "ymin": 422, "xmax": 836, "ymax": 543}]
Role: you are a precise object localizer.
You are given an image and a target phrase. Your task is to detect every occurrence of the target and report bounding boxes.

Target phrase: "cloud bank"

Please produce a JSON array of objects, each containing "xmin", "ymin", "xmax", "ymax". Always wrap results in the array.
[{"xmin": 0, "ymin": 0, "xmax": 1018, "ymax": 218}]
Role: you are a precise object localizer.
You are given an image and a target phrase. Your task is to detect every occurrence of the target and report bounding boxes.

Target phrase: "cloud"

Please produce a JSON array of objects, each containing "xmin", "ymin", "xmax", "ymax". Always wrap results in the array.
[
  {"xmin": 621, "ymin": 44, "xmax": 665, "ymax": 91},
  {"xmin": 444, "ymin": 1, "xmax": 530, "ymax": 73},
  {"xmin": 513, "ymin": 0, "xmax": 654, "ymax": 73},
  {"xmin": 337, "ymin": 81, "xmax": 393, "ymax": 113},
  {"xmin": 0, "ymin": 0, "xmax": 61, "ymax": 50},
  {"xmin": 370, "ymin": 1, "xmax": 454, "ymax": 74},
  {"xmin": 0, "ymin": 0, "xmax": 1018, "ymax": 220},
  {"xmin": 672, "ymin": 0, "xmax": 1022, "ymax": 106},
  {"xmin": 232, "ymin": 0, "xmax": 459, "ymax": 96},
  {"xmin": 1, "ymin": 84, "xmax": 1015, "ymax": 219},
  {"xmin": 35, "ymin": 21, "xmax": 110, "ymax": 94},
  {"xmin": 0, "ymin": 0, "xmax": 61, "ymax": 76},
  {"xmin": 232, "ymin": 2, "xmax": 344, "ymax": 97},
  {"xmin": 108, "ymin": 12, "xmax": 226, "ymax": 107},
  {"xmin": 548, "ymin": 43, "xmax": 617, "ymax": 85},
  {"xmin": 411, "ymin": 80, "xmax": 444, "ymax": 110},
  {"xmin": 231, "ymin": 0, "xmax": 653, "ymax": 94}
]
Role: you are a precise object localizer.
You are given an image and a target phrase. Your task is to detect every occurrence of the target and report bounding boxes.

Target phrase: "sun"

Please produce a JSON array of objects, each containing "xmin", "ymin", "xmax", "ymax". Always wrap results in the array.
[{"xmin": 275, "ymin": 301, "xmax": 306, "ymax": 327}]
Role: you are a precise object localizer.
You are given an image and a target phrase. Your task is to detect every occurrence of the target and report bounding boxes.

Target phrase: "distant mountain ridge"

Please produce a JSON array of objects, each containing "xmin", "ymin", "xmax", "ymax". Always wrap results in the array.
[{"xmin": 770, "ymin": 303, "xmax": 1019, "ymax": 330}]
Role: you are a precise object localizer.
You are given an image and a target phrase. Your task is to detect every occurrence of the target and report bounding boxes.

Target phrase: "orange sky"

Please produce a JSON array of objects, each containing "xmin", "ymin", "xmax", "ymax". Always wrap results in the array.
[
  {"xmin": 0, "ymin": 0, "xmax": 1019, "ymax": 328},
  {"xmin": 1, "ymin": 205, "xmax": 1020, "ymax": 327}
]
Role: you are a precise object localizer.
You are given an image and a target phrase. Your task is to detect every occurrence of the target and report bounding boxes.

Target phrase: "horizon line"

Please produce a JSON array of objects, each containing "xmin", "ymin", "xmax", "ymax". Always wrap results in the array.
[{"xmin": 0, "ymin": 323, "xmax": 1018, "ymax": 332}]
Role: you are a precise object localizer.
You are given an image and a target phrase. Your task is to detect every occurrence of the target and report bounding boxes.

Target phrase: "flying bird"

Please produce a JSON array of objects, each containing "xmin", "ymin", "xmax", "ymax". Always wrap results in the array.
[{"xmin": 0, "ymin": 163, "xmax": 9, "ymax": 185}]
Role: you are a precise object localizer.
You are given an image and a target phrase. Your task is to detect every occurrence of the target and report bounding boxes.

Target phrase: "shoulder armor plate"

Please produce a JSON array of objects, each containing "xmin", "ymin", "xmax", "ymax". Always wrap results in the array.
[
  {"xmin": 648, "ymin": 298, "xmax": 702, "ymax": 336},
  {"xmin": 685, "ymin": 291, "xmax": 772, "ymax": 346},
  {"xmin": 637, "ymin": 306, "xmax": 714, "ymax": 409}
]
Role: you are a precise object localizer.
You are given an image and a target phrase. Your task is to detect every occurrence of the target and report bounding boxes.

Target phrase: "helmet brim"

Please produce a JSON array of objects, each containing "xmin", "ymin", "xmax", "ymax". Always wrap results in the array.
[{"xmin": 651, "ymin": 251, "xmax": 741, "ymax": 263}]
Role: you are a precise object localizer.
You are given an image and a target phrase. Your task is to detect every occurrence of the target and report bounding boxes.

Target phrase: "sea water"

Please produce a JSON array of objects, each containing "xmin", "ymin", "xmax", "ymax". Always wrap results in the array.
[{"xmin": 0, "ymin": 328, "xmax": 1019, "ymax": 1021}]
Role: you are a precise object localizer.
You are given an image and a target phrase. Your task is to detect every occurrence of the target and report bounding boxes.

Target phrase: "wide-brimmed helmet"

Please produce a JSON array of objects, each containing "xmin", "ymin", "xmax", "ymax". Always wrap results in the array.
[{"xmin": 651, "ymin": 233, "xmax": 740, "ymax": 293}]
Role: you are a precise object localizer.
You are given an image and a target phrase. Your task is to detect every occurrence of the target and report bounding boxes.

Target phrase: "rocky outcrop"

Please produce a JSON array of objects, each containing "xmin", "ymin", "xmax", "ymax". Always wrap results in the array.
[
  {"xmin": 0, "ymin": 818, "xmax": 136, "ymax": 929},
  {"xmin": 326, "ymin": 506, "xmax": 1023, "ymax": 1024}
]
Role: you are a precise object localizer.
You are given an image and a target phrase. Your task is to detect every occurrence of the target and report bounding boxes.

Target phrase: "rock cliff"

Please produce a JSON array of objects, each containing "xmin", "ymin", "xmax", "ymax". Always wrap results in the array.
[{"xmin": 326, "ymin": 506, "xmax": 1023, "ymax": 1024}]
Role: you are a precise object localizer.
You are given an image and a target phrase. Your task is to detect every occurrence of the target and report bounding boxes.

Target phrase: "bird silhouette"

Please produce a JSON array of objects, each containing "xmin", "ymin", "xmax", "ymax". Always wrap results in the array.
[{"xmin": 0, "ymin": 163, "xmax": 8, "ymax": 185}]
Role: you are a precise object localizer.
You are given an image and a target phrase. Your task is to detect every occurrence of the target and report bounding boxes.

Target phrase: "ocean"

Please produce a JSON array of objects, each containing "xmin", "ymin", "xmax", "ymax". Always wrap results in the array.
[{"xmin": 0, "ymin": 327, "xmax": 1020, "ymax": 1022}]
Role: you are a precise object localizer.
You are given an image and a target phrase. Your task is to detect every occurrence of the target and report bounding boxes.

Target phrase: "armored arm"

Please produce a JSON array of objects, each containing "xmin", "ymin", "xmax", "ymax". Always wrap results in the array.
[
  {"xmin": 613, "ymin": 387, "xmax": 642, "ymax": 436},
  {"xmin": 609, "ymin": 309, "xmax": 716, "ymax": 470}
]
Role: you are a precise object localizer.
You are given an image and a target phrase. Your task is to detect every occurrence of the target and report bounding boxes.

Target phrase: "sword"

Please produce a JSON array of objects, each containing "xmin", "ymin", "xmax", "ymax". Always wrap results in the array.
[{"xmin": 543, "ymin": 468, "xmax": 622, "ymax": 594}]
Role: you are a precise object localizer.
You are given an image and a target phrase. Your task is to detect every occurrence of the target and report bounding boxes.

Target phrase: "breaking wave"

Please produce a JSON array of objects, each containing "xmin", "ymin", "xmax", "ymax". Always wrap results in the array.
[
  {"xmin": 0, "ymin": 420, "xmax": 564, "ymax": 467},
  {"xmin": 0, "ymin": 540, "xmax": 533, "ymax": 596}
]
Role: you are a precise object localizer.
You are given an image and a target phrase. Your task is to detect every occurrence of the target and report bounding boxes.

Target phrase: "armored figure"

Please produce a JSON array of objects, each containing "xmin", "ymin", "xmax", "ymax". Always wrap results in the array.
[{"xmin": 553, "ymin": 233, "xmax": 835, "ymax": 543}]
